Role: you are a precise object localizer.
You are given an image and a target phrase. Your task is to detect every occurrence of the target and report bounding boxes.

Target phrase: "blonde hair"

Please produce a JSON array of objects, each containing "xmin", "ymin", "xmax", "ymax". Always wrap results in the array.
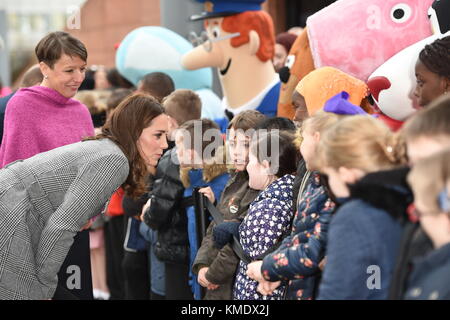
[
  {"xmin": 318, "ymin": 115, "xmax": 405, "ymax": 172},
  {"xmin": 162, "ymin": 89, "xmax": 202, "ymax": 126},
  {"xmin": 408, "ymin": 148, "xmax": 450, "ymax": 213},
  {"xmin": 74, "ymin": 90, "xmax": 108, "ymax": 115},
  {"xmin": 294, "ymin": 111, "xmax": 342, "ymax": 149}
]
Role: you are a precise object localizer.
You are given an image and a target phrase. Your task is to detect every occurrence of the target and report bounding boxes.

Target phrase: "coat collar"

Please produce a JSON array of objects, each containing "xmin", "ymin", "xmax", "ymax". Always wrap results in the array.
[
  {"xmin": 256, "ymin": 174, "xmax": 295, "ymax": 203},
  {"xmin": 412, "ymin": 242, "xmax": 450, "ymax": 275},
  {"xmin": 348, "ymin": 167, "xmax": 413, "ymax": 221}
]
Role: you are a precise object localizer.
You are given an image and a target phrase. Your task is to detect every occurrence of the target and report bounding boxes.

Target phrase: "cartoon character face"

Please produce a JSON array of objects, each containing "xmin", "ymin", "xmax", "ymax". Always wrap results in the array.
[
  {"xmin": 307, "ymin": 0, "xmax": 434, "ymax": 81},
  {"xmin": 182, "ymin": 18, "xmax": 241, "ymax": 75},
  {"xmin": 277, "ymin": 29, "xmax": 314, "ymax": 120},
  {"xmin": 277, "ymin": 0, "xmax": 434, "ymax": 120},
  {"xmin": 367, "ymin": 34, "xmax": 445, "ymax": 121}
]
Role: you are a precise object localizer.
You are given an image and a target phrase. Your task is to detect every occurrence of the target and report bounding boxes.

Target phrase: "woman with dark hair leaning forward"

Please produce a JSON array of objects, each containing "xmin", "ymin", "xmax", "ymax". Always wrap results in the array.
[
  {"xmin": 0, "ymin": 31, "xmax": 95, "ymax": 299},
  {"xmin": 0, "ymin": 93, "xmax": 169, "ymax": 300}
]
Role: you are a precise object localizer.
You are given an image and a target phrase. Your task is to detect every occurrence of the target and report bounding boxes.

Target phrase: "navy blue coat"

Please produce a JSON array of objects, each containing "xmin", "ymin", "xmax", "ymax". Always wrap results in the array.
[
  {"xmin": 404, "ymin": 242, "xmax": 450, "ymax": 300},
  {"xmin": 317, "ymin": 169, "xmax": 410, "ymax": 300}
]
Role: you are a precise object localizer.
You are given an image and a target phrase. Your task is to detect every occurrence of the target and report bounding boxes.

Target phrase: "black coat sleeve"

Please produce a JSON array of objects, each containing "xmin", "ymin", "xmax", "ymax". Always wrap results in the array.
[
  {"xmin": 122, "ymin": 175, "xmax": 153, "ymax": 218},
  {"xmin": 143, "ymin": 150, "xmax": 185, "ymax": 230},
  {"xmin": 122, "ymin": 194, "xmax": 147, "ymax": 217}
]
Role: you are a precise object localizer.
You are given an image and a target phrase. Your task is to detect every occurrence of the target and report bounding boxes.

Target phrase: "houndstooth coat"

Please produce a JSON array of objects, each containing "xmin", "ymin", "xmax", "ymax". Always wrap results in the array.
[{"xmin": 0, "ymin": 138, "xmax": 129, "ymax": 300}]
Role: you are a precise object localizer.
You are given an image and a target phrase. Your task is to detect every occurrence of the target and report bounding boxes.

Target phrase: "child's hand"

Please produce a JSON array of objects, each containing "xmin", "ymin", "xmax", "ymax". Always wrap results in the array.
[
  {"xmin": 319, "ymin": 256, "xmax": 327, "ymax": 271},
  {"xmin": 198, "ymin": 187, "xmax": 215, "ymax": 204},
  {"xmin": 198, "ymin": 267, "xmax": 219, "ymax": 290},
  {"xmin": 246, "ymin": 260, "xmax": 264, "ymax": 282},
  {"xmin": 212, "ymin": 221, "xmax": 241, "ymax": 249},
  {"xmin": 81, "ymin": 219, "xmax": 93, "ymax": 231},
  {"xmin": 140, "ymin": 198, "xmax": 151, "ymax": 221},
  {"xmin": 257, "ymin": 279, "xmax": 281, "ymax": 296}
]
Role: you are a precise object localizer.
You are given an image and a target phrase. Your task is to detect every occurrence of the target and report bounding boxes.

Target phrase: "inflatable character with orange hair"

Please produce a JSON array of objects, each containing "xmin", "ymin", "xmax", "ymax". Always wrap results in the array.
[{"xmin": 182, "ymin": 0, "xmax": 279, "ymax": 131}]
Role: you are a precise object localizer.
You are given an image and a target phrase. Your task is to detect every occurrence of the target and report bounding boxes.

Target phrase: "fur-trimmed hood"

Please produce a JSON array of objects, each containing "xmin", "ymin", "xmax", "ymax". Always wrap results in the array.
[
  {"xmin": 348, "ymin": 167, "xmax": 413, "ymax": 221},
  {"xmin": 180, "ymin": 146, "xmax": 229, "ymax": 188}
]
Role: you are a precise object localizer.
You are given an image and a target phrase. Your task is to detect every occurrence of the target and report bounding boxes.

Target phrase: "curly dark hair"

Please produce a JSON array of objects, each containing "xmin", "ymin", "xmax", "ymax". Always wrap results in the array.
[{"xmin": 419, "ymin": 35, "xmax": 450, "ymax": 79}]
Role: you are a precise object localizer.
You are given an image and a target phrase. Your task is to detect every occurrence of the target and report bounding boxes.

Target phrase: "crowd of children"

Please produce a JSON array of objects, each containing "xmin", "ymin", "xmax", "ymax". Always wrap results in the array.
[{"xmin": 0, "ymin": 27, "xmax": 450, "ymax": 301}]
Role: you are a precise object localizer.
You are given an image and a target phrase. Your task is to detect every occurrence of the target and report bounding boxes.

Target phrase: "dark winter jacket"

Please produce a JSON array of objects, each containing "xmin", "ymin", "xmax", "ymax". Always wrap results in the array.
[
  {"xmin": 143, "ymin": 147, "xmax": 189, "ymax": 265},
  {"xmin": 122, "ymin": 175, "xmax": 155, "ymax": 252},
  {"xmin": 318, "ymin": 168, "xmax": 410, "ymax": 300},
  {"xmin": 355, "ymin": 167, "xmax": 435, "ymax": 300},
  {"xmin": 388, "ymin": 222, "xmax": 433, "ymax": 299},
  {"xmin": 404, "ymin": 242, "xmax": 450, "ymax": 300},
  {"xmin": 261, "ymin": 172, "xmax": 335, "ymax": 300},
  {"xmin": 192, "ymin": 170, "xmax": 260, "ymax": 300}
]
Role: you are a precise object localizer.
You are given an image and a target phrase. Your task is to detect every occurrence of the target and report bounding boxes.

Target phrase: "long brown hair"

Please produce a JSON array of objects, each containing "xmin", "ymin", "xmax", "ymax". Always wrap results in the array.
[{"xmin": 87, "ymin": 92, "xmax": 165, "ymax": 197}]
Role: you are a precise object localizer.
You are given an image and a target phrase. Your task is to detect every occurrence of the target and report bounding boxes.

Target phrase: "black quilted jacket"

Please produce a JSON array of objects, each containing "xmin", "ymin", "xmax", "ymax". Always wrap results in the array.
[{"xmin": 143, "ymin": 147, "xmax": 189, "ymax": 264}]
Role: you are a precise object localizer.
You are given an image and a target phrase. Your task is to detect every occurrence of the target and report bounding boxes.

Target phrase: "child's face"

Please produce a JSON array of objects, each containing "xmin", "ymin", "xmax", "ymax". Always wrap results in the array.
[
  {"xmin": 228, "ymin": 128, "xmax": 250, "ymax": 171},
  {"xmin": 167, "ymin": 116, "xmax": 179, "ymax": 141},
  {"xmin": 175, "ymin": 136, "xmax": 194, "ymax": 167},
  {"xmin": 419, "ymin": 213, "xmax": 450, "ymax": 249},
  {"xmin": 415, "ymin": 189, "xmax": 450, "ymax": 249},
  {"xmin": 292, "ymin": 91, "xmax": 309, "ymax": 127},
  {"xmin": 246, "ymin": 152, "xmax": 271, "ymax": 190},
  {"xmin": 407, "ymin": 136, "xmax": 450, "ymax": 165},
  {"xmin": 322, "ymin": 166, "xmax": 365, "ymax": 198},
  {"xmin": 300, "ymin": 129, "xmax": 319, "ymax": 170},
  {"xmin": 322, "ymin": 167, "xmax": 351, "ymax": 198},
  {"xmin": 414, "ymin": 59, "xmax": 449, "ymax": 107}
]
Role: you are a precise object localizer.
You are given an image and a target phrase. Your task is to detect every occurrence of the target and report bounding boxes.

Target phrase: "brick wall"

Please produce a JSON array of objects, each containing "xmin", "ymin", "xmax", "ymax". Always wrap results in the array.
[
  {"xmin": 67, "ymin": 0, "xmax": 287, "ymax": 68},
  {"xmin": 68, "ymin": 0, "xmax": 160, "ymax": 67}
]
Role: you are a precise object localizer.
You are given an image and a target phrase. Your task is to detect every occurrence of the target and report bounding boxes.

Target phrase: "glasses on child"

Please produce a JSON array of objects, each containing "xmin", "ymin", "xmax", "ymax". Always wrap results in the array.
[
  {"xmin": 412, "ymin": 207, "xmax": 446, "ymax": 218},
  {"xmin": 188, "ymin": 30, "xmax": 240, "ymax": 52},
  {"xmin": 412, "ymin": 188, "xmax": 450, "ymax": 218}
]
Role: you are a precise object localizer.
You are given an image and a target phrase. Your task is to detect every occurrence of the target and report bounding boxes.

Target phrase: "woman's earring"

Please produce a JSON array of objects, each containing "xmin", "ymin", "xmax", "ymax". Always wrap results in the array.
[{"xmin": 44, "ymin": 75, "xmax": 48, "ymax": 79}]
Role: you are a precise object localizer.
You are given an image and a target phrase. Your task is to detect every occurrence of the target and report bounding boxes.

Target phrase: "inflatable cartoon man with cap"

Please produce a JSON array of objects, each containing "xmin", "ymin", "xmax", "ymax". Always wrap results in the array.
[{"xmin": 182, "ymin": 0, "xmax": 279, "ymax": 131}]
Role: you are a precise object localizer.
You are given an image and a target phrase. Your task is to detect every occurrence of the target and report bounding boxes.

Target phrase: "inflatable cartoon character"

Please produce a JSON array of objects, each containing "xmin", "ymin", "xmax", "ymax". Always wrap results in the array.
[
  {"xmin": 115, "ymin": 26, "xmax": 223, "ymax": 121},
  {"xmin": 181, "ymin": 0, "xmax": 279, "ymax": 130},
  {"xmin": 368, "ymin": 0, "xmax": 450, "ymax": 130},
  {"xmin": 277, "ymin": 0, "xmax": 435, "ymax": 122}
]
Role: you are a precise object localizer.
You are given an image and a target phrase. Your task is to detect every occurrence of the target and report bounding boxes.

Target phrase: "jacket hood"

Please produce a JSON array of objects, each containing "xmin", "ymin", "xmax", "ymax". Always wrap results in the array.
[{"xmin": 348, "ymin": 167, "xmax": 413, "ymax": 221}]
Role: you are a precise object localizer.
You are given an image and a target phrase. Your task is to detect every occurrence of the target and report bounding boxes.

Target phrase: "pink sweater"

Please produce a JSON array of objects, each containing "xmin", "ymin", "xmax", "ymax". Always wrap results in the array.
[{"xmin": 0, "ymin": 86, "xmax": 95, "ymax": 167}]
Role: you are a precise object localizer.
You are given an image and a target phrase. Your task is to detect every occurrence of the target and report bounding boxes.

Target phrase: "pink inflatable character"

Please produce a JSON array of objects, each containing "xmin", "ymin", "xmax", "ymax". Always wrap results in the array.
[
  {"xmin": 368, "ymin": 0, "xmax": 450, "ymax": 130},
  {"xmin": 307, "ymin": 0, "xmax": 434, "ymax": 81}
]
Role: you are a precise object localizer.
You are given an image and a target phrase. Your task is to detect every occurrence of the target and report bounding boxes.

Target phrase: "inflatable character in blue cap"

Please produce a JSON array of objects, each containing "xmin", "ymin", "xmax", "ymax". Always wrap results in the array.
[{"xmin": 182, "ymin": 0, "xmax": 280, "ymax": 131}]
